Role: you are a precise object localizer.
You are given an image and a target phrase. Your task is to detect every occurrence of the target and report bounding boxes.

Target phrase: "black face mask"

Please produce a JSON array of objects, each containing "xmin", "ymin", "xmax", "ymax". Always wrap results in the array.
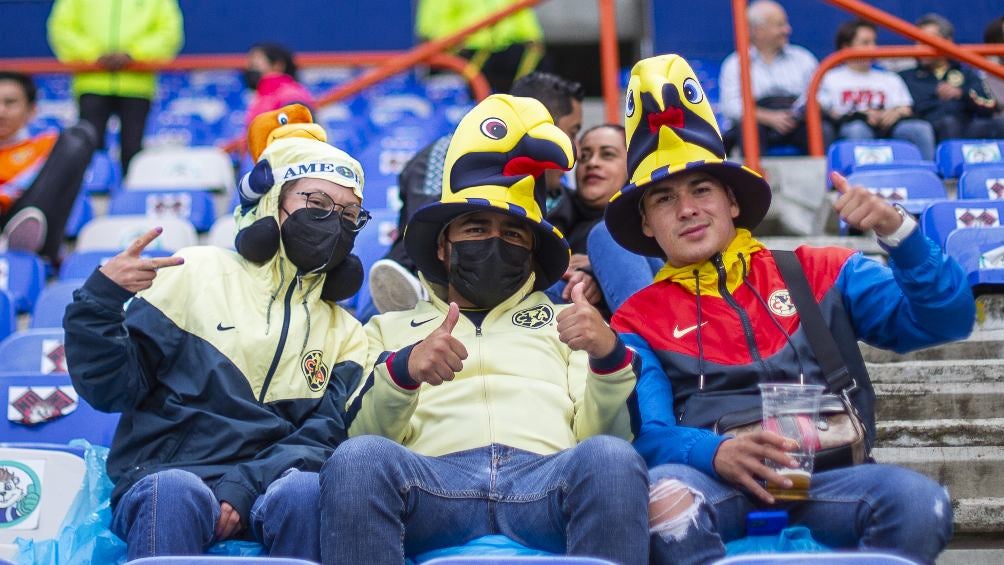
[
  {"xmin": 243, "ymin": 69, "xmax": 263, "ymax": 90},
  {"xmin": 280, "ymin": 208, "xmax": 356, "ymax": 273},
  {"xmin": 448, "ymin": 237, "xmax": 532, "ymax": 309}
]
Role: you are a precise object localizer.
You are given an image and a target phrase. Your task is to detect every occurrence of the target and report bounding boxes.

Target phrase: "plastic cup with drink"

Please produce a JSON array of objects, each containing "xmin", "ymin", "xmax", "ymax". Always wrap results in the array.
[{"xmin": 758, "ymin": 383, "xmax": 824, "ymax": 501}]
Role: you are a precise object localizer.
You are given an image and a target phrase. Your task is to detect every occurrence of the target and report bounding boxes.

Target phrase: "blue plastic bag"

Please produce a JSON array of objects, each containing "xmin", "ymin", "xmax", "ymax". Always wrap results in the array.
[
  {"xmin": 410, "ymin": 535, "xmax": 553, "ymax": 563},
  {"xmin": 725, "ymin": 526, "xmax": 830, "ymax": 556}
]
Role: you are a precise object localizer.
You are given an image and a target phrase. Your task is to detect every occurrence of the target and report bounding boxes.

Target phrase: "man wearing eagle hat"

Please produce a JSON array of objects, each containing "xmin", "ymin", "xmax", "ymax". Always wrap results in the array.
[
  {"xmin": 605, "ymin": 55, "xmax": 974, "ymax": 564},
  {"xmin": 320, "ymin": 94, "xmax": 648, "ymax": 563}
]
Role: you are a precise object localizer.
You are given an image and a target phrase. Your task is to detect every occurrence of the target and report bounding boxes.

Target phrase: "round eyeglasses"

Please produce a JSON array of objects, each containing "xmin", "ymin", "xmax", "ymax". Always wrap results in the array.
[{"xmin": 294, "ymin": 191, "xmax": 371, "ymax": 231}]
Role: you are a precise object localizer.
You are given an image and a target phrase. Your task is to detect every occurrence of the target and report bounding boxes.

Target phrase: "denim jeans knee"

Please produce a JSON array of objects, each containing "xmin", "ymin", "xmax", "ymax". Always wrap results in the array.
[{"xmin": 250, "ymin": 469, "xmax": 321, "ymax": 560}]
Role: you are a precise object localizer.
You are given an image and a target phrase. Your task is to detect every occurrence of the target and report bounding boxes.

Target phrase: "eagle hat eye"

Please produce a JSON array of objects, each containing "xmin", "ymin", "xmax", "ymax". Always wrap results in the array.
[
  {"xmin": 682, "ymin": 78, "xmax": 704, "ymax": 104},
  {"xmin": 480, "ymin": 117, "xmax": 508, "ymax": 140},
  {"xmin": 625, "ymin": 91, "xmax": 635, "ymax": 117},
  {"xmin": 278, "ymin": 112, "xmax": 289, "ymax": 125}
]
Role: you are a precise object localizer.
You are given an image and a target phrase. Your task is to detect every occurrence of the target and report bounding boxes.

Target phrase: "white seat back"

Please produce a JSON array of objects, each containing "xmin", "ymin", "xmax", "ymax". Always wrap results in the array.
[
  {"xmin": 76, "ymin": 215, "xmax": 198, "ymax": 252},
  {"xmin": 123, "ymin": 147, "xmax": 235, "ymax": 192}
]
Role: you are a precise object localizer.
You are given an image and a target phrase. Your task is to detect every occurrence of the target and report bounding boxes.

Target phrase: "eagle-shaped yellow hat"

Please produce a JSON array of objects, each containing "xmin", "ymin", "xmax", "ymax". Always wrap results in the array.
[
  {"xmin": 604, "ymin": 54, "xmax": 772, "ymax": 257},
  {"xmin": 404, "ymin": 94, "xmax": 574, "ymax": 288}
]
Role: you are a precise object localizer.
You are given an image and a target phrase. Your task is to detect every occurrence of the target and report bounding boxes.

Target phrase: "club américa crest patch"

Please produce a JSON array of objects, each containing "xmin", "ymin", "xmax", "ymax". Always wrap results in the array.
[
  {"xmin": 512, "ymin": 304, "xmax": 554, "ymax": 329},
  {"xmin": 301, "ymin": 350, "xmax": 329, "ymax": 393},
  {"xmin": 768, "ymin": 289, "xmax": 797, "ymax": 317}
]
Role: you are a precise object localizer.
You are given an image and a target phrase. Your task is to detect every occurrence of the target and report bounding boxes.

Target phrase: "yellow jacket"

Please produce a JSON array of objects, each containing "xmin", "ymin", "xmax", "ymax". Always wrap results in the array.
[
  {"xmin": 47, "ymin": 0, "xmax": 184, "ymax": 99},
  {"xmin": 416, "ymin": 0, "xmax": 542, "ymax": 52},
  {"xmin": 348, "ymin": 274, "xmax": 639, "ymax": 457}
]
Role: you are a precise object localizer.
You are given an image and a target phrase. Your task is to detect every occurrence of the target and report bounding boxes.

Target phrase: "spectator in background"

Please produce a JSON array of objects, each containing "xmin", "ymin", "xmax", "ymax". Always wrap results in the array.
[
  {"xmin": 244, "ymin": 43, "xmax": 315, "ymax": 125},
  {"xmin": 365, "ymin": 71, "xmax": 583, "ymax": 316},
  {"xmin": 545, "ymin": 124, "xmax": 627, "ymax": 315},
  {"xmin": 0, "ymin": 71, "xmax": 96, "ymax": 263},
  {"xmin": 416, "ymin": 0, "xmax": 545, "ymax": 93},
  {"xmin": 983, "ymin": 15, "xmax": 1004, "ymax": 109},
  {"xmin": 47, "ymin": 0, "xmax": 183, "ymax": 176},
  {"xmin": 719, "ymin": 0, "xmax": 831, "ymax": 155},
  {"xmin": 819, "ymin": 20, "xmax": 936, "ymax": 159},
  {"xmin": 900, "ymin": 13, "xmax": 1004, "ymax": 141}
]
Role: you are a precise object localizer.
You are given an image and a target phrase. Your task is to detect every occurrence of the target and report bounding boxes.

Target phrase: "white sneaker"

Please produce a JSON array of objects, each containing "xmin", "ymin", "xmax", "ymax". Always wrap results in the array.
[
  {"xmin": 369, "ymin": 259, "xmax": 425, "ymax": 314},
  {"xmin": 2, "ymin": 206, "xmax": 47, "ymax": 253}
]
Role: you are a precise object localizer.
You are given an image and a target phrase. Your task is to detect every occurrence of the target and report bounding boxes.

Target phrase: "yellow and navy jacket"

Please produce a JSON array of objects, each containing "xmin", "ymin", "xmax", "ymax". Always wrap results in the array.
[
  {"xmin": 348, "ymin": 275, "xmax": 640, "ymax": 456},
  {"xmin": 47, "ymin": 0, "xmax": 184, "ymax": 99},
  {"xmin": 611, "ymin": 228, "xmax": 974, "ymax": 478},
  {"xmin": 64, "ymin": 246, "xmax": 367, "ymax": 524}
]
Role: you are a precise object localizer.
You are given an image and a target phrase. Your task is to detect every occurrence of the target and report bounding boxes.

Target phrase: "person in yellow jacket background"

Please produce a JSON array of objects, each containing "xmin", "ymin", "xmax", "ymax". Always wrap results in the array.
[
  {"xmin": 416, "ymin": 0, "xmax": 544, "ymax": 93},
  {"xmin": 47, "ymin": 0, "xmax": 184, "ymax": 175}
]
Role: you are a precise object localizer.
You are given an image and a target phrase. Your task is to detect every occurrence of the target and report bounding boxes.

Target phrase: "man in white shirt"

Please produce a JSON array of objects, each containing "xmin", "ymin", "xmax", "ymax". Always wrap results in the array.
[
  {"xmin": 818, "ymin": 19, "xmax": 935, "ymax": 159},
  {"xmin": 719, "ymin": 0, "xmax": 831, "ymax": 154}
]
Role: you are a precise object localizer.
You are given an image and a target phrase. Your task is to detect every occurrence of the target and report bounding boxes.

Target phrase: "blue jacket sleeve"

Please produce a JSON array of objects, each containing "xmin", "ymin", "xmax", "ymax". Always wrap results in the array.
[
  {"xmin": 837, "ymin": 228, "xmax": 975, "ymax": 354},
  {"xmin": 622, "ymin": 333, "xmax": 727, "ymax": 478}
]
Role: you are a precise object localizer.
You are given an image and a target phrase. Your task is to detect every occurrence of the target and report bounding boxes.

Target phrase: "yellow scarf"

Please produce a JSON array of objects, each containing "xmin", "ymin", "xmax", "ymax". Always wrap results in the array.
[{"xmin": 652, "ymin": 229, "xmax": 765, "ymax": 297}]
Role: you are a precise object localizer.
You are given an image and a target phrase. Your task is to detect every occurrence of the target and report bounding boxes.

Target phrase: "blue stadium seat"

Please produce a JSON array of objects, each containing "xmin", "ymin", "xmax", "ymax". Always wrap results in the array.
[
  {"xmin": 30, "ymin": 280, "xmax": 85, "ymax": 329},
  {"xmin": 921, "ymin": 199, "xmax": 1004, "ymax": 250},
  {"xmin": 713, "ymin": 553, "xmax": 918, "ymax": 564},
  {"xmin": 108, "ymin": 189, "xmax": 217, "ymax": 232},
  {"xmin": 424, "ymin": 559, "xmax": 613, "ymax": 565},
  {"xmin": 59, "ymin": 249, "xmax": 174, "ymax": 281},
  {"xmin": 845, "ymin": 168, "xmax": 947, "ymax": 215},
  {"xmin": 354, "ymin": 136, "xmax": 428, "ymax": 211},
  {"xmin": 935, "ymin": 139, "xmax": 1004, "ymax": 179},
  {"xmin": 0, "ymin": 329, "xmax": 68, "ymax": 374},
  {"xmin": 126, "ymin": 558, "xmax": 316, "ymax": 564},
  {"xmin": 958, "ymin": 164, "xmax": 1004, "ymax": 200},
  {"xmin": 64, "ymin": 192, "xmax": 94, "ymax": 238},
  {"xmin": 0, "ymin": 289, "xmax": 14, "ymax": 342},
  {"xmin": 827, "ymin": 139, "xmax": 928, "ymax": 177},
  {"xmin": 344, "ymin": 208, "xmax": 398, "ymax": 310},
  {"xmin": 82, "ymin": 150, "xmax": 120, "ymax": 194},
  {"xmin": 945, "ymin": 226, "xmax": 1004, "ymax": 288},
  {"xmin": 0, "ymin": 373, "xmax": 119, "ymax": 447},
  {"xmin": 0, "ymin": 251, "xmax": 46, "ymax": 313}
]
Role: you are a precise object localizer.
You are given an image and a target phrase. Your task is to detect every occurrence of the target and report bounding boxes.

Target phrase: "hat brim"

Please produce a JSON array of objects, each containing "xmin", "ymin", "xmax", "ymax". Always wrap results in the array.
[
  {"xmin": 604, "ymin": 160, "xmax": 772, "ymax": 257},
  {"xmin": 404, "ymin": 200, "xmax": 570, "ymax": 289}
]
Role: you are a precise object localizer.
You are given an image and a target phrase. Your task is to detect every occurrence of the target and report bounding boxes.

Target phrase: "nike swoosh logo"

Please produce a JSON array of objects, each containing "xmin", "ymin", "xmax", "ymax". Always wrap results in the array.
[
  {"xmin": 673, "ymin": 322, "xmax": 708, "ymax": 339},
  {"xmin": 217, "ymin": 323, "xmax": 235, "ymax": 331},
  {"xmin": 410, "ymin": 317, "xmax": 437, "ymax": 328}
]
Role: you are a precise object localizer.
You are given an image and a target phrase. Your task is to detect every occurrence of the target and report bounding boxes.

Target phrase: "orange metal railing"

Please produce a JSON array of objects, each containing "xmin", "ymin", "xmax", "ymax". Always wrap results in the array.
[{"xmin": 731, "ymin": 0, "xmax": 1004, "ymax": 169}]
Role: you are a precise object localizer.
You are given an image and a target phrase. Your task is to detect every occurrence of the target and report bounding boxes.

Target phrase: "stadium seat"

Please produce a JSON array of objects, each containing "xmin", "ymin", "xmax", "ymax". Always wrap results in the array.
[
  {"xmin": 712, "ymin": 553, "xmax": 918, "ymax": 564},
  {"xmin": 59, "ymin": 249, "xmax": 174, "ymax": 281},
  {"xmin": 0, "ymin": 251, "xmax": 46, "ymax": 314},
  {"xmin": 957, "ymin": 164, "xmax": 1004, "ymax": 200},
  {"xmin": 108, "ymin": 190, "xmax": 217, "ymax": 232},
  {"xmin": 0, "ymin": 329, "xmax": 67, "ymax": 374},
  {"xmin": 354, "ymin": 130, "xmax": 434, "ymax": 211},
  {"xmin": 424, "ymin": 559, "xmax": 614, "ymax": 565},
  {"xmin": 126, "ymin": 558, "xmax": 317, "ymax": 564},
  {"xmin": 76, "ymin": 215, "xmax": 199, "ymax": 253},
  {"xmin": 0, "ymin": 374, "xmax": 119, "ymax": 447},
  {"xmin": 845, "ymin": 168, "xmax": 947, "ymax": 215},
  {"xmin": 935, "ymin": 139, "xmax": 1004, "ymax": 178},
  {"xmin": 123, "ymin": 146, "xmax": 236, "ymax": 192},
  {"xmin": 64, "ymin": 192, "xmax": 94, "ymax": 238},
  {"xmin": 945, "ymin": 226, "xmax": 1004, "ymax": 289},
  {"xmin": 0, "ymin": 445, "xmax": 86, "ymax": 545},
  {"xmin": 0, "ymin": 290, "xmax": 14, "ymax": 343},
  {"xmin": 81, "ymin": 150, "xmax": 120, "ymax": 194},
  {"xmin": 920, "ymin": 199, "xmax": 1004, "ymax": 249},
  {"xmin": 827, "ymin": 139, "xmax": 929, "ymax": 177},
  {"xmin": 30, "ymin": 280, "xmax": 85, "ymax": 329},
  {"xmin": 206, "ymin": 215, "xmax": 237, "ymax": 250},
  {"xmin": 348, "ymin": 208, "xmax": 398, "ymax": 310}
]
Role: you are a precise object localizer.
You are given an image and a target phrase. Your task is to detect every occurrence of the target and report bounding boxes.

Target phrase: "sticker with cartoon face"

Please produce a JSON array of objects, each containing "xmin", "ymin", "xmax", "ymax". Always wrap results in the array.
[
  {"xmin": 512, "ymin": 304, "xmax": 554, "ymax": 329},
  {"xmin": 0, "ymin": 461, "xmax": 41, "ymax": 529}
]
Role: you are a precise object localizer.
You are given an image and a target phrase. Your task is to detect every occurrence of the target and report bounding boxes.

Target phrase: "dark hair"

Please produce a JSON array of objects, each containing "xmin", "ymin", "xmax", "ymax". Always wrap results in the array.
[
  {"xmin": 510, "ymin": 71, "xmax": 585, "ymax": 122},
  {"xmin": 916, "ymin": 13, "xmax": 954, "ymax": 40},
  {"xmin": 985, "ymin": 15, "xmax": 1004, "ymax": 44},
  {"xmin": 579, "ymin": 123, "xmax": 625, "ymax": 144},
  {"xmin": 0, "ymin": 71, "xmax": 37, "ymax": 105},
  {"xmin": 251, "ymin": 43, "xmax": 298, "ymax": 80},
  {"xmin": 835, "ymin": 19, "xmax": 876, "ymax": 50}
]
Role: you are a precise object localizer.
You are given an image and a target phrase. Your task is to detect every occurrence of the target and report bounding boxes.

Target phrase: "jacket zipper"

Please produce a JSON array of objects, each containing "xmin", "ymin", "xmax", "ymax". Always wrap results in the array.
[
  {"xmin": 475, "ymin": 321, "xmax": 495, "ymax": 445},
  {"xmin": 258, "ymin": 279, "xmax": 297, "ymax": 403},
  {"xmin": 712, "ymin": 254, "xmax": 768, "ymax": 374}
]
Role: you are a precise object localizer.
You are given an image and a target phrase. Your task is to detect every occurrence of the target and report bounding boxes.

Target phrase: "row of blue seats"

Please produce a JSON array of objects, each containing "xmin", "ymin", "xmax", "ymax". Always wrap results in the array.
[{"xmin": 828, "ymin": 139, "xmax": 1004, "ymax": 180}]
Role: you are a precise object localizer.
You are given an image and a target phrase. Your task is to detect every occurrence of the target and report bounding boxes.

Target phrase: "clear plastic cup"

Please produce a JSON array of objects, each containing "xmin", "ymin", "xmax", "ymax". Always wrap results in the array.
[{"xmin": 758, "ymin": 383, "xmax": 824, "ymax": 501}]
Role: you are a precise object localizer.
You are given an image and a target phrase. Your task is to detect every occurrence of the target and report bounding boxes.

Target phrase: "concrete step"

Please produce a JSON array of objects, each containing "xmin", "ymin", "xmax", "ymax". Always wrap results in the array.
[
  {"xmin": 867, "ymin": 359, "xmax": 1004, "ymax": 385},
  {"xmin": 873, "ymin": 382, "xmax": 1003, "ymax": 421},
  {"xmin": 877, "ymin": 419, "xmax": 1004, "ymax": 448},
  {"xmin": 861, "ymin": 340, "xmax": 1004, "ymax": 363},
  {"xmin": 871, "ymin": 447, "xmax": 1004, "ymax": 500},
  {"xmin": 939, "ymin": 548, "xmax": 1004, "ymax": 565},
  {"xmin": 953, "ymin": 497, "xmax": 1004, "ymax": 536}
]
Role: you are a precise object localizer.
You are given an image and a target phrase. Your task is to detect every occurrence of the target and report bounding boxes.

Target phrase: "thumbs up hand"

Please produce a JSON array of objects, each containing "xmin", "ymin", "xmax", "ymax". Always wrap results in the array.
[
  {"xmin": 407, "ymin": 302, "xmax": 469, "ymax": 385},
  {"xmin": 557, "ymin": 282, "xmax": 617, "ymax": 358},
  {"xmin": 831, "ymin": 172, "xmax": 904, "ymax": 237}
]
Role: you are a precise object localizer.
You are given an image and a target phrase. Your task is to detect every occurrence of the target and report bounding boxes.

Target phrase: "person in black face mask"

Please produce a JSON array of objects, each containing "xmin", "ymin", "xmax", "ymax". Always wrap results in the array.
[{"xmin": 320, "ymin": 94, "xmax": 650, "ymax": 564}]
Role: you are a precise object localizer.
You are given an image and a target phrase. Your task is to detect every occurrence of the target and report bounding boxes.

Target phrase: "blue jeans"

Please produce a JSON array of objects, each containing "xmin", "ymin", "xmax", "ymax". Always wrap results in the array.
[
  {"xmin": 648, "ymin": 463, "xmax": 952, "ymax": 565},
  {"xmin": 838, "ymin": 118, "xmax": 936, "ymax": 161},
  {"xmin": 111, "ymin": 468, "xmax": 321, "ymax": 561},
  {"xmin": 319, "ymin": 435, "xmax": 650, "ymax": 564},
  {"xmin": 587, "ymin": 222, "xmax": 663, "ymax": 312}
]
